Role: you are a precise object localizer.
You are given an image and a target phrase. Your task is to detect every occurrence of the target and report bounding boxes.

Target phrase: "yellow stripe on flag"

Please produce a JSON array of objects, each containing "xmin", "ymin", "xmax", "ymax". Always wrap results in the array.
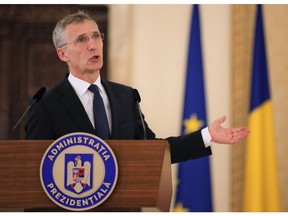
[{"xmin": 243, "ymin": 100, "xmax": 280, "ymax": 211}]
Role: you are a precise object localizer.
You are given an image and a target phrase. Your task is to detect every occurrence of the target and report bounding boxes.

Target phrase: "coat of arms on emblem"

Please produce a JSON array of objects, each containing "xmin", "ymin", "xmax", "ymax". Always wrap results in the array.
[{"xmin": 65, "ymin": 154, "xmax": 93, "ymax": 194}]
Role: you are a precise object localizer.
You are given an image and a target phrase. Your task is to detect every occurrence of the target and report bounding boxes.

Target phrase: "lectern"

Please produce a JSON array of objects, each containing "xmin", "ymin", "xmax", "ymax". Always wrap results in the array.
[{"xmin": 0, "ymin": 140, "xmax": 172, "ymax": 212}]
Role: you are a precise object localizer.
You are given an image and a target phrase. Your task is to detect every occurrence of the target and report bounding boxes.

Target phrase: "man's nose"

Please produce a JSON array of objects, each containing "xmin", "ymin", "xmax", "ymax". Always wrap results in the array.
[{"xmin": 87, "ymin": 37, "xmax": 98, "ymax": 50}]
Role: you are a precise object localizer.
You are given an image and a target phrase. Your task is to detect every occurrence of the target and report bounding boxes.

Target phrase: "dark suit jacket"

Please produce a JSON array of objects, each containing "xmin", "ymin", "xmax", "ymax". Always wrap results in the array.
[{"xmin": 25, "ymin": 77, "xmax": 211, "ymax": 163}]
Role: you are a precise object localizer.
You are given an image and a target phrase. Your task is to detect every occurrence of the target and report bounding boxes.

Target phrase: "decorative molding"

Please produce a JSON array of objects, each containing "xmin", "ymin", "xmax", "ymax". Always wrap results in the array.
[{"xmin": 230, "ymin": 4, "xmax": 255, "ymax": 211}]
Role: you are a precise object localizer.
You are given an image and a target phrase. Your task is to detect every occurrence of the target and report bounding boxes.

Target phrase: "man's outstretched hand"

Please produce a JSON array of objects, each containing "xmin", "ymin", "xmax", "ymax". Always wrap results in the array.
[{"xmin": 208, "ymin": 115, "xmax": 250, "ymax": 144}]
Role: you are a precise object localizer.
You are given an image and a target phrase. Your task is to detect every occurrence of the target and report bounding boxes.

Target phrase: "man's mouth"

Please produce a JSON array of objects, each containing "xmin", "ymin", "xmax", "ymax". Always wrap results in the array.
[
  {"xmin": 90, "ymin": 55, "xmax": 100, "ymax": 60},
  {"xmin": 89, "ymin": 55, "xmax": 101, "ymax": 62}
]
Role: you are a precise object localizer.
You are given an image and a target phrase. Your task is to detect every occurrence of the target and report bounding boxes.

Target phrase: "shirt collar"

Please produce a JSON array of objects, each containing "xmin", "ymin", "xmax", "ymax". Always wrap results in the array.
[
  {"xmin": 93, "ymin": 75, "xmax": 105, "ymax": 94},
  {"xmin": 68, "ymin": 73, "xmax": 104, "ymax": 96}
]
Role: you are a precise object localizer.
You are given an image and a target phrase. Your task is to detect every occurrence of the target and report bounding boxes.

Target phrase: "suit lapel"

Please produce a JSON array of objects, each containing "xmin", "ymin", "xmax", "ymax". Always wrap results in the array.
[
  {"xmin": 102, "ymin": 80, "xmax": 121, "ymax": 139},
  {"xmin": 58, "ymin": 78, "xmax": 96, "ymax": 135}
]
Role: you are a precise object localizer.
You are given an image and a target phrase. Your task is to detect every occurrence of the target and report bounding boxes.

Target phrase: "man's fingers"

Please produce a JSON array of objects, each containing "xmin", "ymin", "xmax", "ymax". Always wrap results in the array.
[{"xmin": 231, "ymin": 127, "xmax": 250, "ymax": 143}]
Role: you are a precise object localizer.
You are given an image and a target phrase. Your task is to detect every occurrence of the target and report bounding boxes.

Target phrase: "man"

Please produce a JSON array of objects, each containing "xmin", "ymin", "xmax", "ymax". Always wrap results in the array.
[{"xmin": 25, "ymin": 11, "xmax": 249, "ymax": 164}]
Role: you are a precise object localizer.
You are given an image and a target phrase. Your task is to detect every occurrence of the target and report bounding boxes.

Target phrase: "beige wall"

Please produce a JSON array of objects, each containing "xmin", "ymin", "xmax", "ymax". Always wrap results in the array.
[
  {"xmin": 265, "ymin": 5, "xmax": 288, "ymax": 211},
  {"xmin": 109, "ymin": 4, "xmax": 231, "ymax": 211}
]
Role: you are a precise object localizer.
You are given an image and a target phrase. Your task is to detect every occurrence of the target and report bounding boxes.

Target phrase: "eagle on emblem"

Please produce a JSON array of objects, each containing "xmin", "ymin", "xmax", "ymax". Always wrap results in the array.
[{"xmin": 66, "ymin": 155, "xmax": 91, "ymax": 194}]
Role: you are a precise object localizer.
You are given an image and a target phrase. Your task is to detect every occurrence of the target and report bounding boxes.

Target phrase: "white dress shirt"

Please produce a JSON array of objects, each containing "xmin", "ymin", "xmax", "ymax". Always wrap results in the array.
[
  {"xmin": 68, "ymin": 73, "xmax": 112, "ymax": 133},
  {"xmin": 67, "ymin": 73, "xmax": 212, "ymax": 147}
]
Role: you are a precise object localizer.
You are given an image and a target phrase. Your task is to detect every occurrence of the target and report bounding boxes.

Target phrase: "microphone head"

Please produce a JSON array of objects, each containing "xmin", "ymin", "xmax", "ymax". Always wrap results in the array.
[
  {"xmin": 132, "ymin": 89, "xmax": 141, "ymax": 103},
  {"xmin": 33, "ymin": 87, "xmax": 46, "ymax": 102}
]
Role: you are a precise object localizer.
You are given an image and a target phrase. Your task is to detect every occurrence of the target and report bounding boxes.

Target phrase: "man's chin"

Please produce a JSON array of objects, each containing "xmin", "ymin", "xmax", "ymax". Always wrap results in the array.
[
  {"xmin": 87, "ymin": 64, "xmax": 103, "ymax": 72},
  {"xmin": 89, "ymin": 63, "xmax": 103, "ymax": 71}
]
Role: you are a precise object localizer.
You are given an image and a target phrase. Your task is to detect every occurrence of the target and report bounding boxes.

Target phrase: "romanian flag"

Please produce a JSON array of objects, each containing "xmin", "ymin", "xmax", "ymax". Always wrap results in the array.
[
  {"xmin": 243, "ymin": 5, "xmax": 280, "ymax": 212},
  {"xmin": 174, "ymin": 5, "xmax": 213, "ymax": 212}
]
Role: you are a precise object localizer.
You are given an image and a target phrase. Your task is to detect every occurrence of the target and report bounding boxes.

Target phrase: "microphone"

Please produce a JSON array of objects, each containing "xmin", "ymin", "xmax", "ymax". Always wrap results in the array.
[
  {"xmin": 132, "ymin": 89, "xmax": 147, "ymax": 140},
  {"xmin": 32, "ymin": 87, "xmax": 46, "ymax": 102},
  {"xmin": 9, "ymin": 87, "xmax": 46, "ymax": 140}
]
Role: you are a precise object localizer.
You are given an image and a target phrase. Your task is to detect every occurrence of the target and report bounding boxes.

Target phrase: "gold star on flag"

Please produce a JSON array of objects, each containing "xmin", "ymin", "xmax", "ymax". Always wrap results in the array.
[
  {"xmin": 183, "ymin": 114, "xmax": 203, "ymax": 134},
  {"xmin": 174, "ymin": 202, "xmax": 189, "ymax": 212}
]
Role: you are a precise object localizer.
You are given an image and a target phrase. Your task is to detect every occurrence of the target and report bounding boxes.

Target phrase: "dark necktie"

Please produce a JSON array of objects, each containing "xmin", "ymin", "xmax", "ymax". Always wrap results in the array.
[{"xmin": 88, "ymin": 84, "xmax": 110, "ymax": 139}]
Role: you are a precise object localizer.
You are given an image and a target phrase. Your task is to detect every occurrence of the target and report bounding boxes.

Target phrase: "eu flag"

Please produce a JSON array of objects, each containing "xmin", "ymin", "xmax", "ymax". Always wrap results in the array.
[
  {"xmin": 174, "ymin": 4, "xmax": 213, "ymax": 212},
  {"xmin": 243, "ymin": 5, "xmax": 280, "ymax": 211}
]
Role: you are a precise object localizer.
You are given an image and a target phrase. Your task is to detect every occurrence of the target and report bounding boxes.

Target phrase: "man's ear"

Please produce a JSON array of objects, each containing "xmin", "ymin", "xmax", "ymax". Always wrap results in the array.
[{"xmin": 57, "ymin": 48, "xmax": 69, "ymax": 62}]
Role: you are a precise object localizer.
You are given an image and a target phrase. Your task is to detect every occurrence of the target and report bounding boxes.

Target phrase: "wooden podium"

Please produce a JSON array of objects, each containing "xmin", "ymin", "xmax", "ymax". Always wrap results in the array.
[{"xmin": 0, "ymin": 140, "xmax": 172, "ymax": 212}]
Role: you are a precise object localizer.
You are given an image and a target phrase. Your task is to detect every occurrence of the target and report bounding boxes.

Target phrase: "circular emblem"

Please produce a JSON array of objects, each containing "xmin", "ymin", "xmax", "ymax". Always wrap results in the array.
[{"xmin": 40, "ymin": 132, "xmax": 118, "ymax": 211}]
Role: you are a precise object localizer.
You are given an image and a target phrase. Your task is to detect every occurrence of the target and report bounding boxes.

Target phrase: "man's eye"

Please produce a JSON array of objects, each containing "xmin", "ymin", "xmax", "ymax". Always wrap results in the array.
[
  {"xmin": 92, "ymin": 33, "xmax": 100, "ymax": 40},
  {"xmin": 76, "ymin": 36, "xmax": 88, "ymax": 44}
]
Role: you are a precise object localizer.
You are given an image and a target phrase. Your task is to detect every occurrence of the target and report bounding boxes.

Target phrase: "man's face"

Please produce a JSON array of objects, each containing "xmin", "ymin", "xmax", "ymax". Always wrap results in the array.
[{"xmin": 57, "ymin": 19, "xmax": 103, "ymax": 75}]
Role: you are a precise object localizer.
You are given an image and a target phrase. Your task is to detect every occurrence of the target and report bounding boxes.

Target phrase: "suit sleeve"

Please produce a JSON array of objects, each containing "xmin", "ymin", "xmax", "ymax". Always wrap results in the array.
[
  {"xmin": 166, "ymin": 130, "xmax": 212, "ymax": 164},
  {"xmin": 140, "ymin": 113, "xmax": 211, "ymax": 164}
]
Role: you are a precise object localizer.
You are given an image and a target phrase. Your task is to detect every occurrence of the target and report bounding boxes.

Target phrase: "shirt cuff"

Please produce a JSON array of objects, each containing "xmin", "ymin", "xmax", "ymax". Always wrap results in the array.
[{"xmin": 201, "ymin": 127, "xmax": 213, "ymax": 148}]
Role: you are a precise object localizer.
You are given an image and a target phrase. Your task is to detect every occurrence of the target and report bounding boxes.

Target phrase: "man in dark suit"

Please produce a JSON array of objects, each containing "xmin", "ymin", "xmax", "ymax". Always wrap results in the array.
[{"xmin": 25, "ymin": 11, "xmax": 249, "ymax": 164}]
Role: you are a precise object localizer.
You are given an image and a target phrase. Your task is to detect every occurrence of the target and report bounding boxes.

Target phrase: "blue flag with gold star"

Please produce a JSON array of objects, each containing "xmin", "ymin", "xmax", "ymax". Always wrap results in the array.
[{"xmin": 174, "ymin": 4, "xmax": 213, "ymax": 212}]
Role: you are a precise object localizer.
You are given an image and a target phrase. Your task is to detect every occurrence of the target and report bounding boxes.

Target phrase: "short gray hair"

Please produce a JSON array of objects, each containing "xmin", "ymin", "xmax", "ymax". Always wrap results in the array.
[{"xmin": 52, "ymin": 11, "xmax": 97, "ymax": 49}]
